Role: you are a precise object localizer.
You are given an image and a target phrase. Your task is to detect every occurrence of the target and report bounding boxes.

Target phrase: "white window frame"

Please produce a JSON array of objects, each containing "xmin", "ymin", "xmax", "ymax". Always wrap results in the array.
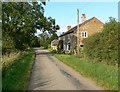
[{"xmin": 81, "ymin": 32, "xmax": 88, "ymax": 38}]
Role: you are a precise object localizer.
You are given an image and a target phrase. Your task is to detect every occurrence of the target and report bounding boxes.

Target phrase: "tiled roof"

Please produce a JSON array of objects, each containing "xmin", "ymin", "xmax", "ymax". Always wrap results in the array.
[{"xmin": 59, "ymin": 17, "xmax": 104, "ymax": 37}]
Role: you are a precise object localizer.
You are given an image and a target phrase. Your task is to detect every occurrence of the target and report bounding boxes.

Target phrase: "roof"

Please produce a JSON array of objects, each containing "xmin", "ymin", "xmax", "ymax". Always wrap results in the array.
[
  {"xmin": 59, "ymin": 17, "xmax": 104, "ymax": 37},
  {"xmin": 51, "ymin": 39, "xmax": 59, "ymax": 46}
]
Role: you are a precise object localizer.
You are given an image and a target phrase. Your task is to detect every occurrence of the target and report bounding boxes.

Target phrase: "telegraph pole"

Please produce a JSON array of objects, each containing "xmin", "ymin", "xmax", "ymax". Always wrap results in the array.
[{"xmin": 77, "ymin": 9, "xmax": 80, "ymax": 53}]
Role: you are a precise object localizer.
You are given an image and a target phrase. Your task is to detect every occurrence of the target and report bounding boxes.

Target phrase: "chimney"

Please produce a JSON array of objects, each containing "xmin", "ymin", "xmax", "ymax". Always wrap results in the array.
[
  {"xmin": 67, "ymin": 26, "xmax": 71, "ymax": 31},
  {"xmin": 81, "ymin": 14, "xmax": 86, "ymax": 22}
]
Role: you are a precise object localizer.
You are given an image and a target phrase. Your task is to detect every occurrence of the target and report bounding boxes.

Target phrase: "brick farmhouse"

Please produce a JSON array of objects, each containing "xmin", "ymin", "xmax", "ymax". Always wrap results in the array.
[{"xmin": 59, "ymin": 16, "xmax": 104, "ymax": 53}]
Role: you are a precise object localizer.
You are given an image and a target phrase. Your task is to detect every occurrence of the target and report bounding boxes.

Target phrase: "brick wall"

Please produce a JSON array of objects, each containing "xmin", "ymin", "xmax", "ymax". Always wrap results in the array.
[
  {"xmin": 79, "ymin": 17, "xmax": 104, "ymax": 45},
  {"xmin": 60, "ymin": 17, "xmax": 104, "ymax": 52}
]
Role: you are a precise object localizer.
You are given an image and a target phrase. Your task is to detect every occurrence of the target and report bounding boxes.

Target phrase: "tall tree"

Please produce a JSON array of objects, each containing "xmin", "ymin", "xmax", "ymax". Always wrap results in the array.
[
  {"xmin": 50, "ymin": 33, "xmax": 58, "ymax": 42},
  {"xmin": 39, "ymin": 32, "xmax": 50, "ymax": 49},
  {"xmin": 2, "ymin": 2, "xmax": 60, "ymax": 52},
  {"xmin": 44, "ymin": 17, "xmax": 60, "ymax": 34}
]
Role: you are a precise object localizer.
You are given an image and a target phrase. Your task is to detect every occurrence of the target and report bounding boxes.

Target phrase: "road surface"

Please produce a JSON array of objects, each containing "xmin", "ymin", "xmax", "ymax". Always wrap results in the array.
[{"xmin": 28, "ymin": 48, "xmax": 103, "ymax": 90}]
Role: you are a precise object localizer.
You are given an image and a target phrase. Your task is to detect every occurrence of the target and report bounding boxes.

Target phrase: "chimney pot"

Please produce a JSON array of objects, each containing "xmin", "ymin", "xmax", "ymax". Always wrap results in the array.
[
  {"xmin": 81, "ymin": 14, "xmax": 86, "ymax": 22},
  {"xmin": 67, "ymin": 26, "xmax": 71, "ymax": 31}
]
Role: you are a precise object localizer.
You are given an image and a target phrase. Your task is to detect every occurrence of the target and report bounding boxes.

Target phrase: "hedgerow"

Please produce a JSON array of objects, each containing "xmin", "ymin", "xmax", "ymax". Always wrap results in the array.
[{"xmin": 83, "ymin": 17, "xmax": 118, "ymax": 65}]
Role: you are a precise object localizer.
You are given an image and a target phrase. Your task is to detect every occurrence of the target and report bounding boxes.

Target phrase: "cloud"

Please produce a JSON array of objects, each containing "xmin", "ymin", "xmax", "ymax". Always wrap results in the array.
[{"xmin": 57, "ymin": 24, "xmax": 76, "ymax": 36}]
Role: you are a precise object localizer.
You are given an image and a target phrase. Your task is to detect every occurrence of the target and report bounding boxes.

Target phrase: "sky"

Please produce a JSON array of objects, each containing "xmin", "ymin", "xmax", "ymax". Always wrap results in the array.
[{"xmin": 37, "ymin": 1, "xmax": 118, "ymax": 36}]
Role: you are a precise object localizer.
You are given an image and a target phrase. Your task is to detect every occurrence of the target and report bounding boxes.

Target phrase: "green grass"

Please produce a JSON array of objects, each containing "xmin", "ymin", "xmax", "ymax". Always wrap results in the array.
[
  {"xmin": 2, "ymin": 49, "xmax": 34, "ymax": 90},
  {"xmin": 54, "ymin": 54, "xmax": 118, "ymax": 90}
]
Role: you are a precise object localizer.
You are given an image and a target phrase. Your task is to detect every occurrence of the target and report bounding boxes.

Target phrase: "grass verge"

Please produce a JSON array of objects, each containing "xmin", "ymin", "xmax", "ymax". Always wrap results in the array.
[
  {"xmin": 2, "ymin": 51, "xmax": 21, "ymax": 69},
  {"xmin": 54, "ymin": 54, "xmax": 118, "ymax": 90},
  {"xmin": 2, "ymin": 49, "xmax": 34, "ymax": 90}
]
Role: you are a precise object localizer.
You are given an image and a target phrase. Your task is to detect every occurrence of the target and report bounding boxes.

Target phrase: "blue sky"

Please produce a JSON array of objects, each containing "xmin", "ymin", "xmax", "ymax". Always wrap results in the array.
[{"xmin": 37, "ymin": 2, "xmax": 118, "ymax": 36}]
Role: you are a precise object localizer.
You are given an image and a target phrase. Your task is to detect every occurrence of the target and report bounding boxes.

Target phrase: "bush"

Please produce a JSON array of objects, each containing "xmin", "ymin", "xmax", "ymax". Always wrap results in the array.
[
  {"xmin": 83, "ymin": 17, "xmax": 118, "ymax": 65},
  {"xmin": 76, "ymin": 48, "xmax": 84, "ymax": 58},
  {"xmin": 44, "ymin": 45, "xmax": 48, "ymax": 49},
  {"xmin": 51, "ymin": 50, "xmax": 57, "ymax": 54},
  {"xmin": 2, "ymin": 32, "xmax": 15, "ymax": 55}
]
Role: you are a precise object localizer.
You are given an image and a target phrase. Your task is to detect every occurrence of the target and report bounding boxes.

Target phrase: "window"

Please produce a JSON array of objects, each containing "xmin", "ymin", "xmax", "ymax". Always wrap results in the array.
[{"xmin": 81, "ymin": 32, "xmax": 88, "ymax": 38}]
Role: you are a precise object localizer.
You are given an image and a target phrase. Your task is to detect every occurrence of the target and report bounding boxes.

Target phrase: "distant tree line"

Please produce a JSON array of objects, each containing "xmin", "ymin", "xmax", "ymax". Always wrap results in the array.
[
  {"xmin": 38, "ymin": 16, "xmax": 60, "ymax": 49},
  {"xmin": 2, "ymin": 2, "xmax": 60, "ymax": 54},
  {"xmin": 83, "ymin": 17, "xmax": 119, "ymax": 65},
  {"xmin": 39, "ymin": 32, "xmax": 58, "ymax": 49}
]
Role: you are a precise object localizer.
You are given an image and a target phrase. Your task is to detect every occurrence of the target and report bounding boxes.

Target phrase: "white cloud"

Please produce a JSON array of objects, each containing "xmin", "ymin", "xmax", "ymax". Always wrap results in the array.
[{"xmin": 57, "ymin": 24, "xmax": 76, "ymax": 36}]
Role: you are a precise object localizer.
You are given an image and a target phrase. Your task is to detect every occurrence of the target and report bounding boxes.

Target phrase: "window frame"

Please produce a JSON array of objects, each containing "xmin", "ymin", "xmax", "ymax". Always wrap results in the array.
[{"xmin": 81, "ymin": 31, "xmax": 88, "ymax": 38}]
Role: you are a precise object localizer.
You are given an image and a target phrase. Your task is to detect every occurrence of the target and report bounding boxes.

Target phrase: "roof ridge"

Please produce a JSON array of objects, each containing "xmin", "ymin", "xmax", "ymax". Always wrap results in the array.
[{"xmin": 59, "ymin": 17, "xmax": 103, "ymax": 37}]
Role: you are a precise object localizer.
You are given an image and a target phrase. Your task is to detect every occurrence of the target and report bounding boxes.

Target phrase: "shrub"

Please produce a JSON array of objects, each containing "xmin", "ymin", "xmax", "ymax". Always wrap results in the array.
[
  {"xmin": 83, "ymin": 17, "xmax": 118, "ymax": 65},
  {"xmin": 2, "ymin": 32, "xmax": 15, "ymax": 55},
  {"xmin": 44, "ymin": 45, "xmax": 48, "ymax": 49},
  {"xmin": 51, "ymin": 50, "xmax": 57, "ymax": 54},
  {"xmin": 57, "ymin": 40, "xmax": 63, "ymax": 53}
]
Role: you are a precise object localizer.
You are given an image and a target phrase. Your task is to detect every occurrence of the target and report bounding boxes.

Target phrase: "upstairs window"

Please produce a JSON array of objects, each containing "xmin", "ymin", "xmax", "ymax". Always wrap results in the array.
[{"xmin": 81, "ymin": 32, "xmax": 88, "ymax": 38}]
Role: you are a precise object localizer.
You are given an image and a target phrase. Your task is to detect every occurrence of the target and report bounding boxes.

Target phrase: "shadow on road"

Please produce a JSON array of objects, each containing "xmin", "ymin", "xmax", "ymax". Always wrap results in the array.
[{"xmin": 36, "ymin": 52, "xmax": 51, "ymax": 55}]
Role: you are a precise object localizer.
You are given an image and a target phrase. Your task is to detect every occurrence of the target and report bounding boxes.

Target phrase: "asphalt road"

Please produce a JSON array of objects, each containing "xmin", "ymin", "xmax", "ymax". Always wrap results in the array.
[{"xmin": 28, "ymin": 48, "xmax": 103, "ymax": 90}]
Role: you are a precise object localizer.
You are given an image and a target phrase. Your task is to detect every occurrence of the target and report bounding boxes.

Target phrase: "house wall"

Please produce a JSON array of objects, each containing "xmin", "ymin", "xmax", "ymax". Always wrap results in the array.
[
  {"xmin": 51, "ymin": 45, "xmax": 57, "ymax": 50},
  {"xmin": 60, "ymin": 36, "xmax": 66, "ymax": 50},
  {"xmin": 60, "ymin": 17, "xmax": 104, "ymax": 53},
  {"xmin": 79, "ymin": 17, "xmax": 104, "ymax": 45},
  {"xmin": 63, "ymin": 34, "xmax": 69, "ymax": 52},
  {"xmin": 60, "ymin": 33, "xmax": 77, "ymax": 53},
  {"xmin": 70, "ymin": 33, "xmax": 77, "ymax": 53}
]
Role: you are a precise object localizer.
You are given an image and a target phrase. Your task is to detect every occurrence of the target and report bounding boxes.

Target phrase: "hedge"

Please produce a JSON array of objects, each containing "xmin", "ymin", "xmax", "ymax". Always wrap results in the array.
[{"xmin": 83, "ymin": 17, "xmax": 118, "ymax": 65}]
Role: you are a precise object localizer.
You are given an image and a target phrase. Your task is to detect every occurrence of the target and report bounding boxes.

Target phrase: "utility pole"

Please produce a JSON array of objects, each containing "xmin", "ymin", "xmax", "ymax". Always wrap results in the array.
[{"xmin": 77, "ymin": 9, "xmax": 80, "ymax": 53}]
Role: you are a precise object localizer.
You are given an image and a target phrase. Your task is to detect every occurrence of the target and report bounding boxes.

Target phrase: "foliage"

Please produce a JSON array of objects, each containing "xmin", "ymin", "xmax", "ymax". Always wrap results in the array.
[
  {"xmin": 38, "ymin": 16, "xmax": 60, "ymax": 49},
  {"xmin": 2, "ymin": 2, "xmax": 39, "ymax": 51},
  {"xmin": 39, "ymin": 32, "xmax": 59, "ymax": 49},
  {"xmin": 44, "ymin": 17, "xmax": 60, "ymax": 34},
  {"xmin": 2, "ymin": 2, "xmax": 60, "ymax": 53},
  {"xmin": 57, "ymin": 40, "xmax": 63, "ymax": 53},
  {"xmin": 30, "ymin": 36, "xmax": 40, "ymax": 47},
  {"xmin": 83, "ymin": 17, "xmax": 118, "ymax": 65},
  {"xmin": 2, "ymin": 51, "xmax": 21, "ymax": 69},
  {"xmin": 50, "ymin": 33, "xmax": 58, "ymax": 42},
  {"xmin": 39, "ymin": 32, "xmax": 50, "ymax": 49},
  {"xmin": 54, "ymin": 54, "xmax": 118, "ymax": 90},
  {"xmin": 51, "ymin": 50, "xmax": 57, "ymax": 54},
  {"xmin": 2, "ymin": 31, "xmax": 15, "ymax": 54},
  {"xmin": 2, "ymin": 49, "xmax": 34, "ymax": 90}
]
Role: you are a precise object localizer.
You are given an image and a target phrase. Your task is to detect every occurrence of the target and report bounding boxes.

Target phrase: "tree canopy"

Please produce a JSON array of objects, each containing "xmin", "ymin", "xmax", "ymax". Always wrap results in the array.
[{"xmin": 2, "ymin": 2, "xmax": 60, "ymax": 53}]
